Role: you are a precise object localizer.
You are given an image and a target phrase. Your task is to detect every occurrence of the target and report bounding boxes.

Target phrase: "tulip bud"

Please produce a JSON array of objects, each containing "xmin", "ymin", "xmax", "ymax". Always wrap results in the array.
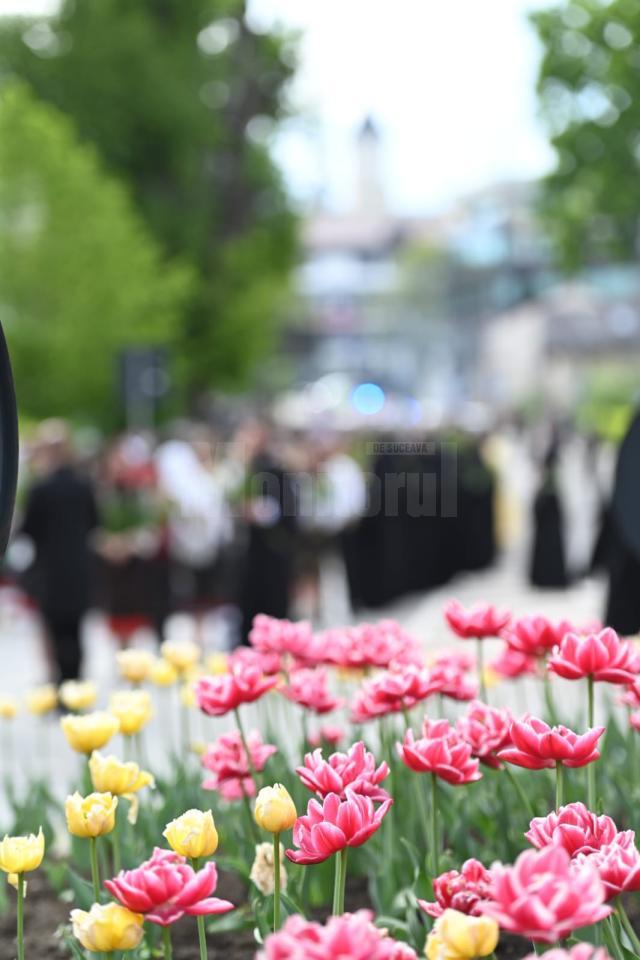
[
  {"xmin": 0, "ymin": 828, "xmax": 45, "ymax": 876},
  {"xmin": 61, "ymin": 712, "xmax": 119, "ymax": 754},
  {"xmin": 426, "ymin": 909, "xmax": 499, "ymax": 960},
  {"xmin": 109, "ymin": 690, "xmax": 153, "ymax": 736},
  {"xmin": 160, "ymin": 638, "xmax": 200, "ymax": 674},
  {"xmin": 59, "ymin": 680, "xmax": 97, "ymax": 712},
  {"xmin": 163, "ymin": 808, "xmax": 219, "ymax": 859},
  {"xmin": 65, "ymin": 792, "xmax": 118, "ymax": 839},
  {"xmin": 89, "ymin": 751, "xmax": 154, "ymax": 797},
  {"xmin": 150, "ymin": 658, "xmax": 178, "ymax": 687},
  {"xmin": 254, "ymin": 784, "xmax": 297, "ymax": 834},
  {"xmin": 116, "ymin": 649, "xmax": 155, "ymax": 685},
  {"xmin": 71, "ymin": 902, "xmax": 144, "ymax": 953},
  {"xmin": 25, "ymin": 685, "xmax": 57, "ymax": 716}
]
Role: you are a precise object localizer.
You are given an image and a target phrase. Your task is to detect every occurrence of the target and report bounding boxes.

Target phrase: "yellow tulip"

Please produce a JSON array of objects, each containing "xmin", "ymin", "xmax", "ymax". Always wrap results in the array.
[
  {"xmin": 160, "ymin": 638, "xmax": 200, "ymax": 674},
  {"xmin": 65, "ymin": 792, "xmax": 118, "ymax": 839},
  {"xmin": 71, "ymin": 902, "xmax": 143, "ymax": 953},
  {"xmin": 205, "ymin": 652, "xmax": 229, "ymax": 675},
  {"xmin": 150, "ymin": 658, "xmax": 178, "ymax": 687},
  {"xmin": 254, "ymin": 784, "xmax": 297, "ymax": 834},
  {"xmin": 109, "ymin": 690, "xmax": 153, "ymax": 736},
  {"xmin": 25, "ymin": 684, "xmax": 58, "ymax": 716},
  {"xmin": 180, "ymin": 682, "xmax": 196, "ymax": 708},
  {"xmin": 89, "ymin": 751, "xmax": 154, "ymax": 796},
  {"xmin": 0, "ymin": 828, "xmax": 44, "ymax": 875},
  {"xmin": 0, "ymin": 696, "xmax": 18, "ymax": 719},
  {"xmin": 61, "ymin": 712, "xmax": 119, "ymax": 754},
  {"xmin": 116, "ymin": 649, "xmax": 155, "ymax": 685},
  {"xmin": 163, "ymin": 809, "xmax": 218, "ymax": 859},
  {"xmin": 481, "ymin": 667, "xmax": 500, "ymax": 691},
  {"xmin": 425, "ymin": 910, "xmax": 499, "ymax": 960},
  {"xmin": 59, "ymin": 680, "xmax": 97, "ymax": 712}
]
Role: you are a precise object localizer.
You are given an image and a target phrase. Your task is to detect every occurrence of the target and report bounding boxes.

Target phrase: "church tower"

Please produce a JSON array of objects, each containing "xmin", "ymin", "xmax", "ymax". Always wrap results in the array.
[{"xmin": 354, "ymin": 115, "xmax": 386, "ymax": 218}]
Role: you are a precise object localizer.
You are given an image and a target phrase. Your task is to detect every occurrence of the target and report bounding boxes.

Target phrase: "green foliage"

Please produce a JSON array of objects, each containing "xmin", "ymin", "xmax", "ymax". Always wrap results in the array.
[
  {"xmin": 0, "ymin": 82, "xmax": 192, "ymax": 426},
  {"xmin": 0, "ymin": 0, "xmax": 298, "ymax": 400},
  {"xmin": 531, "ymin": 0, "xmax": 640, "ymax": 269}
]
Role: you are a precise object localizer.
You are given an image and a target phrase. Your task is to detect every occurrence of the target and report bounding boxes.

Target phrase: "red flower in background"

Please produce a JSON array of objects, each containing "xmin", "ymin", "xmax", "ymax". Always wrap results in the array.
[
  {"xmin": 548, "ymin": 628, "xmax": 639, "ymax": 685},
  {"xmin": 498, "ymin": 716, "xmax": 604, "ymax": 770},
  {"xmin": 350, "ymin": 666, "xmax": 435, "ymax": 721},
  {"xmin": 320, "ymin": 620, "xmax": 421, "ymax": 670},
  {"xmin": 482, "ymin": 845, "xmax": 610, "ymax": 942},
  {"xmin": 201, "ymin": 730, "xmax": 276, "ymax": 799},
  {"xmin": 457, "ymin": 701, "xmax": 512, "ymax": 769},
  {"xmin": 296, "ymin": 741, "xmax": 390, "ymax": 802},
  {"xmin": 249, "ymin": 613, "xmax": 316, "ymax": 662},
  {"xmin": 502, "ymin": 616, "xmax": 573, "ymax": 659},
  {"xmin": 576, "ymin": 834, "xmax": 640, "ymax": 899},
  {"xmin": 282, "ymin": 668, "xmax": 343, "ymax": 715},
  {"xmin": 308, "ymin": 724, "xmax": 344, "ymax": 749},
  {"xmin": 285, "ymin": 790, "xmax": 392, "ymax": 865},
  {"xmin": 258, "ymin": 911, "xmax": 417, "ymax": 960},
  {"xmin": 425, "ymin": 662, "xmax": 478, "ymax": 702},
  {"xmin": 418, "ymin": 858, "xmax": 493, "ymax": 918},
  {"xmin": 444, "ymin": 600, "xmax": 511, "ymax": 640},
  {"xmin": 195, "ymin": 665, "xmax": 278, "ymax": 717},
  {"xmin": 397, "ymin": 719, "xmax": 481, "ymax": 785},
  {"xmin": 521, "ymin": 946, "xmax": 612, "ymax": 960},
  {"xmin": 490, "ymin": 644, "xmax": 538, "ymax": 679},
  {"xmin": 525, "ymin": 803, "xmax": 619, "ymax": 857}
]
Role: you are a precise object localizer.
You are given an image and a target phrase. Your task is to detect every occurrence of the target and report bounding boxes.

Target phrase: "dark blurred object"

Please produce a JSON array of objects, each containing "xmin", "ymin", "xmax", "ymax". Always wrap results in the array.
[
  {"xmin": 0, "ymin": 322, "xmax": 18, "ymax": 559},
  {"xmin": 529, "ymin": 441, "xmax": 568, "ymax": 589},
  {"xmin": 22, "ymin": 422, "xmax": 99, "ymax": 681},
  {"xmin": 605, "ymin": 411, "xmax": 640, "ymax": 634},
  {"xmin": 119, "ymin": 348, "xmax": 169, "ymax": 430}
]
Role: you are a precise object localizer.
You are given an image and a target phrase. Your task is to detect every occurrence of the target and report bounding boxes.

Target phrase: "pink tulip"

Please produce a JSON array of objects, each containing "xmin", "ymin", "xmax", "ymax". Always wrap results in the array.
[
  {"xmin": 526, "ymin": 803, "xmax": 619, "ymax": 857},
  {"xmin": 249, "ymin": 614, "xmax": 317, "ymax": 663},
  {"xmin": 285, "ymin": 790, "xmax": 392, "ymax": 865},
  {"xmin": 195, "ymin": 663, "xmax": 279, "ymax": 717},
  {"xmin": 257, "ymin": 910, "xmax": 417, "ymax": 960},
  {"xmin": 457, "ymin": 701, "xmax": 512, "ymax": 769},
  {"xmin": 521, "ymin": 947, "xmax": 612, "ymax": 960},
  {"xmin": 201, "ymin": 730, "xmax": 277, "ymax": 799},
  {"xmin": 576, "ymin": 833, "xmax": 640, "ymax": 899},
  {"xmin": 619, "ymin": 678, "xmax": 640, "ymax": 709},
  {"xmin": 308, "ymin": 724, "xmax": 345, "ymax": 748},
  {"xmin": 490, "ymin": 644, "xmax": 539, "ymax": 679},
  {"xmin": 350, "ymin": 666, "xmax": 435, "ymax": 722},
  {"xmin": 548, "ymin": 628, "xmax": 639, "ymax": 685},
  {"xmin": 397, "ymin": 719, "xmax": 482, "ymax": 785},
  {"xmin": 497, "ymin": 716, "xmax": 605, "ymax": 770},
  {"xmin": 296, "ymin": 741, "xmax": 390, "ymax": 801},
  {"xmin": 281, "ymin": 667, "xmax": 343, "ymax": 714},
  {"xmin": 425, "ymin": 662, "xmax": 479, "ymax": 702},
  {"xmin": 105, "ymin": 847, "xmax": 234, "ymax": 926},
  {"xmin": 319, "ymin": 620, "xmax": 421, "ymax": 670},
  {"xmin": 228, "ymin": 646, "xmax": 282, "ymax": 677},
  {"xmin": 502, "ymin": 615, "xmax": 574, "ymax": 658},
  {"xmin": 444, "ymin": 600, "xmax": 511, "ymax": 640},
  {"xmin": 432, "ymin": 651, "xmax": 476, "ymax": 672},
  {"xmin": 631, "ymin": 711, "xmax": 640, "ymax": 732},
  {"xmin": 418, "ymin": 858, "xmax": 493, "ymax": 918},
  {"xmin": 483, "ymin": 845, "xmax": 610, "ymax": 942}
]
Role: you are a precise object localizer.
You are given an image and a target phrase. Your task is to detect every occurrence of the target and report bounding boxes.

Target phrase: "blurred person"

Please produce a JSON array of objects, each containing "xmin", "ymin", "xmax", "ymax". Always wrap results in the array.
[
  {"xmin": 604, "ymin": 410, "xmax": 640, "ymax": 634},
  {"xmin": 21, "ymin": 420, "xmax": 99, "ymax": 682},
  {"xmin": 232, "ymin": 420, "xmax": 297, "ymax": 644},
  {"xmin": 528, "ymin": 435, "xmax": 568, "ymax": 589}
]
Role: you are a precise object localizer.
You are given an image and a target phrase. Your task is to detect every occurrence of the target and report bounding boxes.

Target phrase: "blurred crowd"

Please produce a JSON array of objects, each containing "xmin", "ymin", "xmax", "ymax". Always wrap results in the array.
[{"xmin": 4, "ymin": 412, "xmax": 635, "ymax": 688}]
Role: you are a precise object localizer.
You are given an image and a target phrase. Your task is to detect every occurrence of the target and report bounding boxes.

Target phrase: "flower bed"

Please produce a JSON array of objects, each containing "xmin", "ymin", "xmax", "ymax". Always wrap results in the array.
[{"xmin": 1, "ymin": 606, "xmax": 639, "ymax": 959}]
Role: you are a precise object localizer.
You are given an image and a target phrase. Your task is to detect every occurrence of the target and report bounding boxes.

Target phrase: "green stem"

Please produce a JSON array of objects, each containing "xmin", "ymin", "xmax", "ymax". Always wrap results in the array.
[
  {"xmin": 617, "ymin": 901, "xmax": 640, "ymax": 954},
  {"xmin": 89, "ymin": 836, "xmax": 101, "ymax": 902},
  {"xmin": 111, "ymin": 823, "xmax": 121, "ymax": 875},
  {"xmin": 332, "ymin": 847, "xmax": 348, "ymax": 915},
  {"xmin": 234, "ymin": 707, "xmax": 260, "ymax": 791},
  {"xmin": 162, "ymin": 925, "xmax": 173, "ymax": 960},
  {"xmin": 273, "ymin": 832, "xmax": 281, "ymax": 931},
  {"xmin": 504, "ymin": 766, "xmax": 536, "ymax": 820},
  {"xmin": 16, "ymin": 873, "xmax": 24, "ymax": 960},
  {"xmin": 477, "ymin": 638, "xmax": 487, "ymax": 702},
  {"xmin": 587, "ymin": 675, "xmax": 596, "ymax": 810},
  {"xmin": 428, "ymin": 772, "xmax": 439, "ymax": 879},
  {"xmin": 189, "ymin": 858, "xmax": 207, "ymax": 960},
  {"xmin": 555, "ymin": 761, "xmax": 564, "ymax": 811},
  {"xmin": 240, "ymin": 780, "xmax": 261, "ymax": 844}
]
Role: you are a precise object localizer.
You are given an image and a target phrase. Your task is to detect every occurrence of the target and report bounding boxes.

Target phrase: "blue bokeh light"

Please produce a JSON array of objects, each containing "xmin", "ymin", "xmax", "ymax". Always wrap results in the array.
[{"xmin": 351, "ymin": 382, "xmax": 386, "ymax": 415}]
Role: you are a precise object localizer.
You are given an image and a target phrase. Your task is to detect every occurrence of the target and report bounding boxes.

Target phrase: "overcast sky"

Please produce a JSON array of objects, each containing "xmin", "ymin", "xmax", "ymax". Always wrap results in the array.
[{"xmin": 0, "ymin": 0, "xmax": 555, "ymax": 214}]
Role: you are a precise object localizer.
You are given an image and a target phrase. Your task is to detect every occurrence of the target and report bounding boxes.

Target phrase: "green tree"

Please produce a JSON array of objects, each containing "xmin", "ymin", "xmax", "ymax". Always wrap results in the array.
[
  {"xmin": 532, "ymin": 0, "xmax": 640, "ymax": 269},
  {"xmin": 0, "ymin": 0, "xmax": 298, "ymax": 398},
  {"xmin": 0, "ymin": 83, "xmax": 192, "ymax": 424}
]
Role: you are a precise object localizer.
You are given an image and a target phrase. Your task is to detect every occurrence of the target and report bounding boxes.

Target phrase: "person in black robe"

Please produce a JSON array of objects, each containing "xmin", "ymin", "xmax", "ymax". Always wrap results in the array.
[
  {"xmin": 529, "ymin": 440, "xmax": 568, "ymax": 589},
  {"xmin": 237, "ymin": 423, "xmax": 297, "ymax": 643},
  {"xmin": 22, "ymin": 422, "xmax": 99, "ymax": 681},
  {"xmin": 605, "ymin": 410, "xmax": 640, "ymax": 634}
]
